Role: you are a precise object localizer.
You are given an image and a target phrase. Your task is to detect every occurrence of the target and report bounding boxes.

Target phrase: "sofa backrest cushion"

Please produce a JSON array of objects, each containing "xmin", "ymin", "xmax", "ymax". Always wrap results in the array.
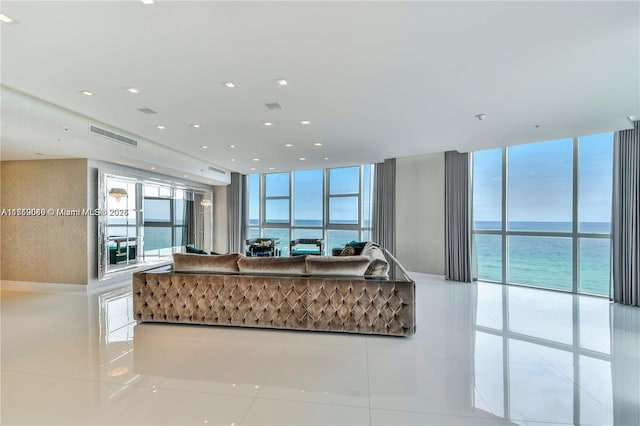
[
  {"xmin": 238, "ymin": 255, "xmax": 307, "ymax": 275},
  {"xmin": 361, "ymin": 242, "xmax": 390, "ymax": 278},
  {"xmin": 305, "ymin": 255, "xmax": 370, "ymax": 276},
  {"xmin": 173, "ymin": 253, "xmax": 241, "ymax": 273}
]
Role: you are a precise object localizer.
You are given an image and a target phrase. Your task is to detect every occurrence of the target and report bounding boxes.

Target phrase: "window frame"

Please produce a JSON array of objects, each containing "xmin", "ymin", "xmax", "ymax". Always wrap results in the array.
[
  {"xmin": 247, "ymin": 165, "xmax": 374, "ymax": 255},
  {"xmin": 473, "ymin": 135, "xmax": 612, "ymax": 296}
]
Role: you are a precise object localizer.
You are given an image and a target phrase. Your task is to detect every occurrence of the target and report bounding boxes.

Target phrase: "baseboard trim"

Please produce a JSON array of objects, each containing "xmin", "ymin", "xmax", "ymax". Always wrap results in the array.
[
  {"xmin": 0, "ymin": 280, "xmax": 87, "ymax": 294},
  {"xmin": 87, "ymin": 277, "xmax": 131, "ymax": 295},
  {"xmin": 406, "ymin": 271, "xmax": 446, "ymax": 281}
]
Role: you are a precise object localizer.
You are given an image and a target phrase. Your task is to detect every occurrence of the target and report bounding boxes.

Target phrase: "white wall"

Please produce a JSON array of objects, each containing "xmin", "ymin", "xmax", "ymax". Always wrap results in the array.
[{"xmin": 395, "ymin": 152, "xmax": 445, "ymax": 275}]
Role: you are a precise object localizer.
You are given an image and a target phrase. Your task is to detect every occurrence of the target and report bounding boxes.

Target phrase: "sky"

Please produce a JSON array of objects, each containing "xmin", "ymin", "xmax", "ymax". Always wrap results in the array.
[
  {"xmin": 473, "ymin": 132, "xmax": 614, "ymax": 224},
  {"xmin": 248, "ymin": 131, "xmax": 614, "ymax": 228}
]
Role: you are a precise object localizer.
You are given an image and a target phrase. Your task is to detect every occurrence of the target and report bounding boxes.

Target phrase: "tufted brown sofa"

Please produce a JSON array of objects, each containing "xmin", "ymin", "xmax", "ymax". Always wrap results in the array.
[{"xmin": 132, "ymin": 244, "xmax": 416, "ymax": 336}]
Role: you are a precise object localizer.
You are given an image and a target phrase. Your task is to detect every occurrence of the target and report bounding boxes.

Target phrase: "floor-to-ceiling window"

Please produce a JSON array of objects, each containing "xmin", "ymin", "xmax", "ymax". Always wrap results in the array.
[
  {"xmin": 246, "ymin": 164, "xmax": 373, "ymax": 256},
  {"xmin": 472, "ymin": 132, "xmax": 613, "ymax": 295}
]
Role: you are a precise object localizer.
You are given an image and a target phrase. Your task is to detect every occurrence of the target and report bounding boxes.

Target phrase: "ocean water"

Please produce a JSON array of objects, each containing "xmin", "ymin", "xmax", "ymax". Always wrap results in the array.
[{"xmin": 475, "ymin": 221, "xmax": 611, "ymax": 295}]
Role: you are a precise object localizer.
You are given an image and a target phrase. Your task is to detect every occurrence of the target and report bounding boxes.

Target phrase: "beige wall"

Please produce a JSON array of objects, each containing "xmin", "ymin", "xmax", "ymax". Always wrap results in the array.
[
  {"xmin": 395, "ymin": 152, "xmax": 445, "ymax": 275},
  {"xmin": 212, "ymin": 185, "xmax": 228, "ymax": 254},
  {"xmin": 1, "ymin": 159, "xmax": 89, "ymax": 284}
]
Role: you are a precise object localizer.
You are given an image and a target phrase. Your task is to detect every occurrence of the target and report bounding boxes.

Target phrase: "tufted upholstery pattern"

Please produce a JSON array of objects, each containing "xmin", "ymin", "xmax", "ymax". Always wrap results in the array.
[{"xmin": 133, "ymin": 272, "xmax": 416, "ymax": 336}]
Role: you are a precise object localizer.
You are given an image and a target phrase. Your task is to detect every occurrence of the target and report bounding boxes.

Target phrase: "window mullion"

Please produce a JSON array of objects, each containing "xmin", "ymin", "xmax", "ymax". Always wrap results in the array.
[
  {"xmin": 572, "ymin": 136, "xmax": 579, "ymax": 293},
  {"xmin": 502, "ymin": 147, "xmax": 508, "ymax": 284}
]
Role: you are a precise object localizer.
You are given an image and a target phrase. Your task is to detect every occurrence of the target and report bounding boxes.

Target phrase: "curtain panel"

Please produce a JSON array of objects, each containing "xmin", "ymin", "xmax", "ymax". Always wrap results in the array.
[
  {"xmin": 612, "ymin": 120, "xmax": 640, "ymax": 306},
  {"xmin": 191, "ymin": 192, "xmax": 204, "ymax": 248},
  {"xmin": 227, "ymin": 172, "xmax": 246, "ymax": 254},
  {"xmin": 444, "ymin": 150, "xmax": 476, "ymax": 282},
  {"xmin": 372, "ymin": 158, "xmax": 396, "ymax": 256}
]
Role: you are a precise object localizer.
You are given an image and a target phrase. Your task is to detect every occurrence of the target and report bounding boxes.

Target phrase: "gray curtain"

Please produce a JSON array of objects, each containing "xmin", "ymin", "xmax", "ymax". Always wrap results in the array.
[
  {"xmin": 226, "ymin": 172, "xmax": 246, "ymax": 253},
  {"xmin": 185, "ymin": 200, "xmax": 194, "ymax": 246},
  {"xmin": 372, "ymin": 158, "xmax": 396, "ymax": 255},
  {"xmin": 612, "ymin": 120, "xmax": 640, "ymax": 306},
  {"xmin": 192, "ymin": 192, "xmax": 204, "ymax": 248},
  {"xmin": 444, "ymin": 150, "xmax": 476, "ymax": 282}
]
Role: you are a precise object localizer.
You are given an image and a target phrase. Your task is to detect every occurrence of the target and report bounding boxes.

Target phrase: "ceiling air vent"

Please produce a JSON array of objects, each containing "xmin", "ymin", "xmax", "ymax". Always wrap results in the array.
[
  {"xmin": 265, "ymin": 102, "xmax": 282, "ymax": 110},
  {"xmin": 89, "ymin": 125, "xmax": 138, "ymax": 148},
  {"xmin": 208, "ymin": 166, "xmax": 226, "ymax": 175},
  {"xmin": 138, "ymin": 107, "xmax": 157, "ymax": 114}
]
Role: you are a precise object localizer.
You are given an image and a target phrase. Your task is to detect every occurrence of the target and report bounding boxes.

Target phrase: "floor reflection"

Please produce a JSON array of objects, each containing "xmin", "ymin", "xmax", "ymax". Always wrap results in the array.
[
  {"xmin": 92, "ymin": 280, "xmax": 639, "ymax": 425},
  {"xmin": 6, "ymin": 276, "xmax": 632, "ymax": 425},
  {"xmin": 473, "ymin": 282, "xmax": 640, "ymax": 425}
]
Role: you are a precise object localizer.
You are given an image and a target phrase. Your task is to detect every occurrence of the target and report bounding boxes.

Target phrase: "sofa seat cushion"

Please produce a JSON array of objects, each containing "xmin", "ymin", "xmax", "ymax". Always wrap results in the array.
[
  {"xmin": 361, "ymin": 242, "xmax": 390, "ymax": 278},
  {"xmin": 238, "ymin": 255, "xmax": 307, "ymax": 275},
  {"xmin": 305, "ymin": 255, "xmax": 370, "ymax": 276},
  {"xmin": 173, "ymin": 253, "xmax": 241, "ymax": 273}
]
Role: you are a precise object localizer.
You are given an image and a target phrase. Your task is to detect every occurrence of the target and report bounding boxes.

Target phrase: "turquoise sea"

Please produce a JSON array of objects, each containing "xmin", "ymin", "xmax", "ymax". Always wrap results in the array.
[
  {"xmin": 475, "ymin": 221, "xmax": 611, "ymax": 295},
  {"xmin": 249, "ymin": 220, "xmax": 611, "ymax": 295}
]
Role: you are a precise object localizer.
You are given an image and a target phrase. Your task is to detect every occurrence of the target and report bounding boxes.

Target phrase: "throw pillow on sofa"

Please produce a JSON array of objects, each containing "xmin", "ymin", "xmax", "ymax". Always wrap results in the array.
[
  {"xmin": 339, "ymin": 246, "xmax": 356, "ymax": 256},
  {"xmin": 186, "ymin": 245, "xmax": 208, "ymax": 255},
  {"xmin": 346, "ymin": 240, "xmax": 367, "ymax": 255}
]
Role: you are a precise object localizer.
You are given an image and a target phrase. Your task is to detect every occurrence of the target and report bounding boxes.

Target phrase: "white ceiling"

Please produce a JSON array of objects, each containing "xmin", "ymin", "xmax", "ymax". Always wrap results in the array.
[{"xmin": 1, "ymin": 1, "xmax": 638, "ymax": 184}]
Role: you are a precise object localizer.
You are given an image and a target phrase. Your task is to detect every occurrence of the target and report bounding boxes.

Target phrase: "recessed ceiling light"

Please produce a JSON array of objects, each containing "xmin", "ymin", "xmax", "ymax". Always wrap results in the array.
[
  {"xmin": 269, "ymin": 167, "xmax": 275, "ymax": 170},
  {"xmin": 275, "ymin": 79, "xmax": 288, "ymax": 86},
  {"xmin": 151, "ymin": 167, "xmax": 156, "ymax": 170},
  {"xmin": 126, "ymin": 87, "xmax": 139, "ymax": 94},
  {"xmin": 191, "ymin": 124, "xmax": 201, "ymax": 128},
  {"xmin": 201, "ymin": 145, "xmax": 208, "ymax": 149},
  {"xmin": 284, "ymin": 143, "xmax": 294, "ymax": 147},
  {"xmin": 141, "ymin": 0, "xmax": 155, "ymax": 4},
  {"xmin": 157, "ymin": 125, "xmax": 166, "ymax": 130},
  {"xmin": 299, "ymin": 157, "xmax": 306, "ymax": 161},
  {"xmin": 0, "ymin": 13, "xmax": 16, "ymax": 23},
  {"xmin": 207, "ymin": 180, "xmax": 212, "ymax": 184},
  {"xmin": 183, "ymin": 174, "xmax": 188, "ymax": 178},
  {"xmin": 230, "ymin": 158, "xmax": 236, "ymax": 162},
  {"xmin": 80, "ymin": 90, "xmax": 94, "ymax": 96},
  {"xmin": 300, "ymin": 120, "xmax": 311, "ymax": 125},
  {"xmin": 263, "ymin": 122, "xmax": 274, "ymax": 127},
  {"xmin": 313, "ymin": 142, "xmax": 323, "ymax": 146},
  {"xmin": 250, "ymin": 167, "xmax": 256, "ymax": 171},
  {"xmin": 229, "ymin": 145, "xmax": 236, "ymax": 149},
  {"xmin": 223, "ymin": 81, "xmax": 236, "ymax": 88},
  {"xmin": 324, "ymin": 157, "xmax": 329, "ymax": 160},
  {"xmin": 252, "ymin": 158, "xmax": 260, "ymax": 162}
]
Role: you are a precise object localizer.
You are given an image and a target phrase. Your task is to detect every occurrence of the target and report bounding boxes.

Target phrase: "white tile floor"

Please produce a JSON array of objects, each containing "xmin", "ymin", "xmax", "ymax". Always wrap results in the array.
[{"xmin": 2, "ymin": 273, "xmax": 639, "ymax": 425}]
